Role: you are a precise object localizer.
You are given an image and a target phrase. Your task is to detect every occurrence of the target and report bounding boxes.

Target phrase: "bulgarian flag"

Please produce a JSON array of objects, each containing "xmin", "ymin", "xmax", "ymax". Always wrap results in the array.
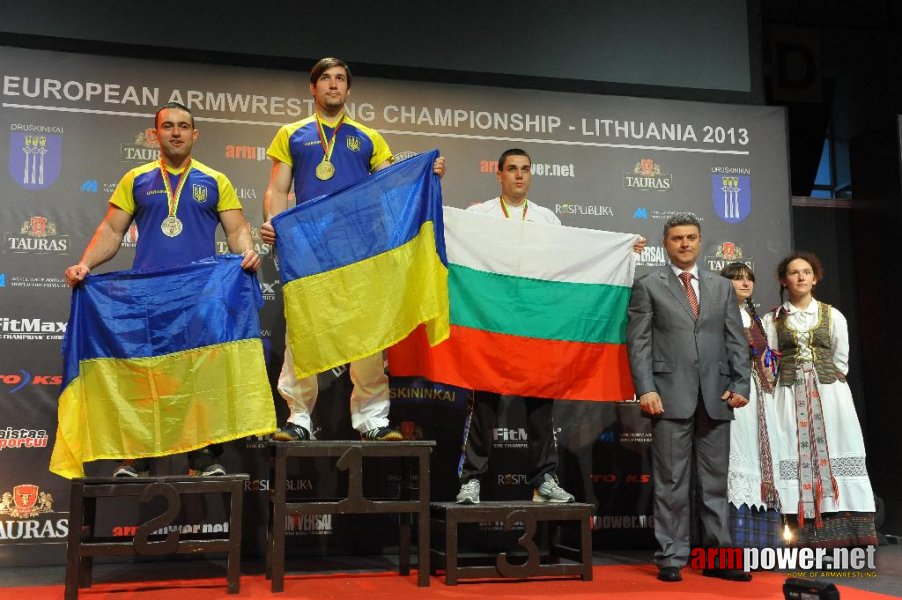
[{"xmin": 387, "ymin": 207, "xmax": 638, "ymax": 401}]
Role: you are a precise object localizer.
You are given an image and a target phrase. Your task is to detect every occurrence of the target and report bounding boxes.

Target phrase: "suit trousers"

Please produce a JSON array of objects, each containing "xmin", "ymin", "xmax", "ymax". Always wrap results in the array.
[
  {"xmin": 276, "ymin": 332, "xmax": 390, "ymax": 435},
  {"xmin": 459, "ymin": 391, "xmax": 558, "ymax": 490},
  {"xmin": 651, "ymin": 396, "xmax": 731, "ymax": 568}
]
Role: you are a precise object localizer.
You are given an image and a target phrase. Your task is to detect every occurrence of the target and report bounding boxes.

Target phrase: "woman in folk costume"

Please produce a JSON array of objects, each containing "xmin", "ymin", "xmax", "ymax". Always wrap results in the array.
[
  {"xmin": 720, "ymin": 263, "xmax": 783, "ymax": 547},
  {"xmin": 764, "ymin": 252, "xmax": 877, "ymax": 546}
]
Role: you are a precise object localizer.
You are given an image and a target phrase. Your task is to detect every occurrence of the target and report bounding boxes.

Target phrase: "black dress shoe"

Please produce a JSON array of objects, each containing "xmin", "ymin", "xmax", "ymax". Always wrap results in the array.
[
  {"xmin": 703, "ymin": 568, "xmax": 752, "ymax": 581},
  {"xmin": 657, "ymin": 567, "xmax": 683, "ymax": 582}
]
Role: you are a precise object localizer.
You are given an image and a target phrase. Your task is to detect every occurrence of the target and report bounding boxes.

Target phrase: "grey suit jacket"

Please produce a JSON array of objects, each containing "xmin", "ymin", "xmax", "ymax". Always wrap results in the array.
[{"xmin": 626, "ymin": 266, "xmax": 750, "ymax": 420}]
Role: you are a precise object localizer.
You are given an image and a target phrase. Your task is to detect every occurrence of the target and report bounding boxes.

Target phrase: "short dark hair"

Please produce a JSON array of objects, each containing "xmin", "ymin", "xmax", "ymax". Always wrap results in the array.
[
  {"xmin": 310, "ymin": 57, "xmax": 351, "ymax": 88},
  {"xmin": 497, "ymin": 148, "xmax": 530, "ymax": 171},
  {"xmin": 155, "ymin": 102, "xmax": 194, "ymax": 129},
  {"xmin": 662, "ymin": 213, "xmax": 701, "ymax": 238},
  {"xmin": 720, "ymin": 262, "xmax": 755, "ymax": 282}
]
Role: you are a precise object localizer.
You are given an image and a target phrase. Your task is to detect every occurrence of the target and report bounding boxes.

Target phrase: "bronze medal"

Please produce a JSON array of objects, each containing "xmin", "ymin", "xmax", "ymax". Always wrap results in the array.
[
  {"xmin": 161, "ymin": 216, "xmax": 183, "ymax": 237},
  {"xmin": 315, "ymin": 160, "xmax": 335, "ymax": 181}
]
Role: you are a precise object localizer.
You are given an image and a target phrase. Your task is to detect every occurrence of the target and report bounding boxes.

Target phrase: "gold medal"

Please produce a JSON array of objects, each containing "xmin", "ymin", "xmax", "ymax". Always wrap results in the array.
[
  {"xmin": 315, "ymin": 160, "xmax": 335, "ymax": 181},
  {"xmin": 161, "ymin": 216, "xmax": 183, "ymax": 237}
]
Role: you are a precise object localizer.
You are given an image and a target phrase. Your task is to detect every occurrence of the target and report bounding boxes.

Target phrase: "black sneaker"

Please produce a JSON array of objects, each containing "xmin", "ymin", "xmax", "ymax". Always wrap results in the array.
[
  {"xmin": 113, "ymin": 458, "xmax": 149, "ymax": 478},
  {"xmin": 187, "ymin": 447, "xmax": 225, "ymax": 477},
  {"xmin": 361, "ymin": 426, "xmax": 403, "ymax": 441},
  {"xmin": 271, "ymin": 423, "xmax": 311, "ymax": 441}
]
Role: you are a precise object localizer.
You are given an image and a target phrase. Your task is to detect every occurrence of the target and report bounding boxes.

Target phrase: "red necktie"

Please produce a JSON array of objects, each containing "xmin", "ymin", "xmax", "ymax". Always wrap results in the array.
[{"xmin": 679, "ymin": 271, "xmax": 699, "ymax": 319}]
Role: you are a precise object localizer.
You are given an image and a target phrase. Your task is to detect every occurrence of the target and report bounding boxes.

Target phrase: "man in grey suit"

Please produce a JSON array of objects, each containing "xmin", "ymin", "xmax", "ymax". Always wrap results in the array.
[{"xmin": 627, "ymin": 213, "xmax": 751, "ymax": 583}]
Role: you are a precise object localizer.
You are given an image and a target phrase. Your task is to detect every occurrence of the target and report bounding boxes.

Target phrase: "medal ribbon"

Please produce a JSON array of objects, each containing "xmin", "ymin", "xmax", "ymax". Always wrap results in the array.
[
  {"xmin": 316, "ymin": 113, "xmax": 346, "ymax": 164},
  {"xmin": 159, "ymin": 158, "xmax": 192, "ymax": 218},
  {"xmin": 499, "ymin": 196, "xmax": 528, "ymax": 220}
]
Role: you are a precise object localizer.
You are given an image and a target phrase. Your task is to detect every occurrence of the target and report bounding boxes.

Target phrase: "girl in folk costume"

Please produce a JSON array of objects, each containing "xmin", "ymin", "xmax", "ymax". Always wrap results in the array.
[
  {"xmin": 764, "ymin": 253, "xmax": 877, "ymax": 546},
  {"xmin": 720, "ymin": 263, "xmax": 783, "ymax": 547}
]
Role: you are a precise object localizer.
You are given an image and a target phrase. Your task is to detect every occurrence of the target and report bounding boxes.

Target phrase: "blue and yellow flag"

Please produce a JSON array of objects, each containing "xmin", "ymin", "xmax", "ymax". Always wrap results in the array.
[
  {"xmin": 50, "ymin": 256, "xmax": 275, "ymax": 479},
  {"xmin": 273, "ymin": 149, "xmax": 449, "ymax": 380}
]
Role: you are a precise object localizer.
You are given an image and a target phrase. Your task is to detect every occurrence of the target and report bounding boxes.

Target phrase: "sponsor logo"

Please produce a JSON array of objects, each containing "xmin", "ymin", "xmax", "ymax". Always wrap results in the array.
[
  {"xmin": 555, "ymin": 203, "xmax": 613, "ymax": 217},
  {"xmin": 80, "ymin": 179, "xmax": 98, "ymax": 193},
  {"xmin": 0, "ymin": 483, "xmax": 68, "ymax": 541},
  {"xmin": 0, "ymin": 275, "xmax": 67, "ymax": 289},
  {"xmin": 478, "ymin": 160, "xmax": 575, "ymax": 177},
  {"xmin": 1, "ymin": 371, "xmax": 62, "ymax": 392},
  {"xmin": 0, "ymin": 317, "xmax": 67, "ymax": 341},
  {"xmin": 592, "ymin": 514, "xmax": 655, "ymax": 530},
  {"xmin": 284, "ymin": 514, "xmax": 332, "ymax": 536},
  {"xmin": 120, "ymin": 129, "xmax": 160, "ymax": 163},
  {"xmin": 712, "ymin": 174, "xmax": 751, "ymax": 223},
  {"xmin": 192, "ymin": 184, "xmax": 208, "ymax": 203},
  {"xmin": 590, "ymin": 473, "xmax": 651, "ymax": 484},
  {"xmin": 689, "ymin": 545, "xmax": 877, "ymax": 575},
  {"xmin": 704, "ymin": 241, "xmax": 754, "ymax": 272},
  {"xmin": 112, "ymin": 521, "xmax": 230, "ymax": 537},
  {"xmin": 4, "ymin": 216, "xmax": 69, "ymax": 255},
  {"xmin": 216, "ymin": 225, "xmax": 270, "ymax": 257},
  {"xmin": 121, "ymin": 223, "xmax": 139, "ymax": 247},
  {"xmin": 492, "ymin": 427, "xmax": 527, "ymax": 449},
  {"xmin": 637, "ymin": 245, "xmax": 667, "ymax": 267},
  {"xmin": 346, "ymin": 136, "xmax": 361, "ymax": 152},
  {"xmin": 8, "ymin": 128, "xmax": 63, "ymax": 190},
  {"xmin": 259, "ymin": 280, "xmax": 278, "ymax": 302},
  {"xmin": 623, "ymin": 159, "xmax": 672, "ymax": 191},
  {"xmin": 0, "ymin": 484, "xmax": 53, "ymax": 518},
  {"xmin": 0, "ymin": 428, "xmax": 49, "ymax": 450},
  {"xmin": 496, "ymin": 473, "xmax": 528, "ymax": 486},
  {"xmin": 236, "ymin": 187, "xmax": 258, "ymax": 200},
  {"xmin": 633, "ymin": 207, "xmax": 648, "ymax": 220},
  {"xmin": 388, "ymin": 384, "xmax": 459, "ymax": 405},
  {"xmin": 243, "ymin": 479, "xmax": 313, "ymax": 493},
  {"xmin": 225, "ymin": 144, "xmax": 267, "ymax": 161}
]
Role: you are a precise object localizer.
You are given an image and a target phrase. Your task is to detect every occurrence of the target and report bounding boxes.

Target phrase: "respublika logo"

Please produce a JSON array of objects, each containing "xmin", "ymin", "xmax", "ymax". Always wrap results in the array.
[
  {"xmin": 704, "ymin": 241, "xmax": 754, "ymax": 272},
  {"xmin": 8, "ymin": 125, "xmax": 63, "ymax": 190},
  {"xmin": 689, "ymin": 545, "xmax": 877, "ymax": 576},
  {"xmin": 555, "ymin": 203, "xmax": 613, "ymax": 217},
  {"xmin": 712, "ymin": 174, "xmax": 751, "ymax": 223}
]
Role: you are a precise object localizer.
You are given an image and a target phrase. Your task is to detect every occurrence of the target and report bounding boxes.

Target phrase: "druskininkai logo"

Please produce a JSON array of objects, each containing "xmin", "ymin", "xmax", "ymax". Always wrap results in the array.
[
  {"xmin": 712, "ymin": 174, "xmax": 751, "ymax": 223},
  {"xmin": 8, "ymin": 131, "xmax": 62, "ymax": 190}
]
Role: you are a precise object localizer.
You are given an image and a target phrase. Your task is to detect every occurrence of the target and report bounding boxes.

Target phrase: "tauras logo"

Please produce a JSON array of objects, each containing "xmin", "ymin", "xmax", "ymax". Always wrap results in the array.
[{"xmin": 623, "ymin": 158, "xmax": 672, "ymax": 191}]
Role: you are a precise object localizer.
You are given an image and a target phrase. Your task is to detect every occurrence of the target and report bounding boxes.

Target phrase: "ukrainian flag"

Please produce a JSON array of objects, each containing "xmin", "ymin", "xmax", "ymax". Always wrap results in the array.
[
  {"xmin": 50, "ymin": 256, "xmax": 275, "ymax": 479},
  {"xmin": 274, "ymin": 149, "xmax": 449, "ymax": 380}
]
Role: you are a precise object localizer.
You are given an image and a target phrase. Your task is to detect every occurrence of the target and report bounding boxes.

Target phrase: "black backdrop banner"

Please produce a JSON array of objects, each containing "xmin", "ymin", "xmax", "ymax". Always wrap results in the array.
[{"xmin": 0, "ymin": 45, "xmax": 791, "ymax": 565}]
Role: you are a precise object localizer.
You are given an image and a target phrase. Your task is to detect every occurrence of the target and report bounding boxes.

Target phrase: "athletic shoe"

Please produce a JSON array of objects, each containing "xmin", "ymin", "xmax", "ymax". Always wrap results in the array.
[
  {"xmin": 456, "ymin": 480, "xmax": 480, "ymax": 504},
  {"xmin": 113, "ymin": 458, "xmax": 149, "ymax": 478},
  {"xmin": 532, "ymin": 474, "xmax": 575, "ymax": 503},
  {"xmin": 361, "ymin": 426, "xmax": 403, "ymax": 441},
  {"xmin": 188, "ymin": 447, "xmax": 226, "ymax": 477},
  {"xmin": 271, "ymin": 423, "xmax": 311, "ymax": 441}
]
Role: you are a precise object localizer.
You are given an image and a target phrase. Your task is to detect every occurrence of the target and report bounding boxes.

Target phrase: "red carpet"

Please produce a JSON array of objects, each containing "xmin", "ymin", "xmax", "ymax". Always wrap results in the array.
[{"xmin": 4, "ymin": 564, "xmax": 896, "ymax": 600}]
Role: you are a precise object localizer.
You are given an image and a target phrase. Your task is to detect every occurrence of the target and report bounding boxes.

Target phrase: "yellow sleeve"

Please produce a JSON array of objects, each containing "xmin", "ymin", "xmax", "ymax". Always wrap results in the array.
[
  {"xmin": 216, "ymin": 173, "xmax": 242, "ymax": 212},
  {"xmin": 369, "ymin": 130, "xmax": 392, "ymax": 171},
  {"xmin": 108, "ymin": 169, "xmax": 137, "ymax": 215},
  {"xmin": 266, "ymin": 125, "xmax": 294, "ymax": 167}
]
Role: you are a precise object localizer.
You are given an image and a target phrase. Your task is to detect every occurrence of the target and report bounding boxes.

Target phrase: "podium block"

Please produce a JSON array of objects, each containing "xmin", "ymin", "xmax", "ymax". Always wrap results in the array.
[
  {"xmin": 65, "ymin": 474, "xmax": 248, "ymax": 599},
  {"xmin": 266, "ymin": 440, "xmax": 434, "ymax": 591},
  {"xmin": 430, "ymin": 501, "xmax": 593, "ymax": 585}
]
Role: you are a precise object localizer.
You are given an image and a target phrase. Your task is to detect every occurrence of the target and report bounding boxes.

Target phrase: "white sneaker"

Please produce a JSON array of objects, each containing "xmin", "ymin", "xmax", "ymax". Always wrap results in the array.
[
  {"xmin": 533, "ymin": 474, "xmax": 575, "ymax": 503},
  {"xmin": 456, "ymin": 480, "xmax": 480, "ymax": 504}
]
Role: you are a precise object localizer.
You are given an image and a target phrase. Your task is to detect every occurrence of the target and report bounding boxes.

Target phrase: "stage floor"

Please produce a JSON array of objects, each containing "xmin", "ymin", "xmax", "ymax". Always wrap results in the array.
[{"xmin": 1, "ymin": 547, "xmax": 900, "ymax": 599}]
